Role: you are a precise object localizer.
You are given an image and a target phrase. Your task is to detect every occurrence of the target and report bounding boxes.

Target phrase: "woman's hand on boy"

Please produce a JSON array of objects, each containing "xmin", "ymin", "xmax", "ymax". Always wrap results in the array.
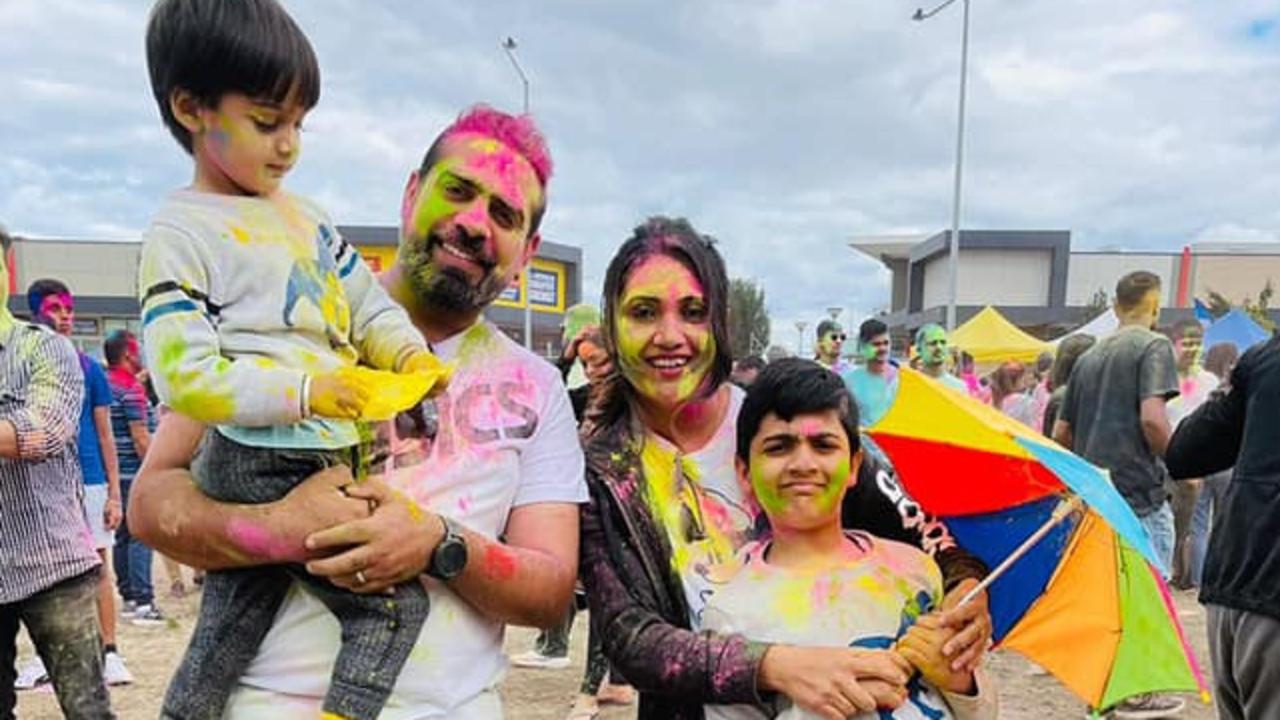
[
  {"xmin": 758, "ymin": 644, "xmax": 910, "ymax": 720},
  {"xmin": 938, "ymin": 578, "xmax": 993, "ymax": 672},
  {"xmin": 897, "ymin": 614, "xmax": 976, "ymax": 695},
  {"xmin": 303, "ymin": 477, "xmax": 444, "ymax": 593}
]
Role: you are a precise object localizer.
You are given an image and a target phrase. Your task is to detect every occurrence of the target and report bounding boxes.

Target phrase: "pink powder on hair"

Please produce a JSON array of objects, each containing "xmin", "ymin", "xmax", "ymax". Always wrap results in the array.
[{"xmin": 443, "ymin": 105, "xmax": 553, "ymax": 185}]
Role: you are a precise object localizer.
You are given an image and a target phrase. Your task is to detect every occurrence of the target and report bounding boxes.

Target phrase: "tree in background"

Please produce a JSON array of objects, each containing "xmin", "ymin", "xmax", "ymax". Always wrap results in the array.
[
  {"xmin": 1084, "ymin": 288, "xmax": 1109, "ymax": 322},
  {"xmin": 729, "ymin": 277, "xmax": 770, "ymax": 359},
  {"xmin": 1206, "ymin": 281, "xmax": 1276, "ymax": 332}
]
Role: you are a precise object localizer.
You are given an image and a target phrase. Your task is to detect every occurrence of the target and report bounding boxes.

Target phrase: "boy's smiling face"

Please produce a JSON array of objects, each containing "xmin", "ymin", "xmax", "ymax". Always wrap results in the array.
[{"xmin": 741, "ymin": 409, "xmax": 862, "ymax": 533}]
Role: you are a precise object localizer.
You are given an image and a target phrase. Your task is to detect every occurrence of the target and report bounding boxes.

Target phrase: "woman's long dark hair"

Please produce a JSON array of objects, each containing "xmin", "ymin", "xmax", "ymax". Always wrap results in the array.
[{"xmin": 582, "ymin": 216, "xmax": 733, "ymax": 444}]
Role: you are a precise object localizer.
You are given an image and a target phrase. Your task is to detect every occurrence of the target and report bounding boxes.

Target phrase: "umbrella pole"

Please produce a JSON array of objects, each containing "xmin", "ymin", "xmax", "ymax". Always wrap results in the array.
[{"xmin": 958, "ymin": 494, "xmax": 1084, "ymax": 607}]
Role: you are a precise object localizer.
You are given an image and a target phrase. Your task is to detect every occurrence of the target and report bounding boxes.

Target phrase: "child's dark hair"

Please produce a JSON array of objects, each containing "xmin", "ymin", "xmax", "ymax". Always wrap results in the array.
[
  {"xmin": 736, "ymin": 358, "xmax": 860, "ymax": 463},
  {"xmin": 146, "ymin": 0, "xmax": 321, "ymax": 153}
]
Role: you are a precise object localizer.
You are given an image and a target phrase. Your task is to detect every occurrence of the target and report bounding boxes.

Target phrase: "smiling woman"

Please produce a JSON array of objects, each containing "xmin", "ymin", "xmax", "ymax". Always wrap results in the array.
[{"xmin": 578, "ymin": 218, "xmax": 897, "ymax": 720}]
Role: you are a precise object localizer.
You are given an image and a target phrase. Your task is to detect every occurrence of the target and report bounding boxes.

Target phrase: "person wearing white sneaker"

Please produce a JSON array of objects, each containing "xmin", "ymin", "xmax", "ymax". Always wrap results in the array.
[
  {"xmin": 0, "ymin": 229, "xmax": 114, "ymax": 718},
  {"xmin": 510, "ymin": 648, "xmax": 571, "ymax": 670},
  {"xmin": 28, "ymin": 277, "xmax": 136, "ymax": 691},
  {"xmin": 102, "ymin": 650, "xmax": 134, "ymax": 686},
  {"xmin": 13, "ymin": 652, "xmax": 48, "ymax": 691},
  {"xmin": 129, "ymin": 603, "xmax": 167, "ymax": 627}
]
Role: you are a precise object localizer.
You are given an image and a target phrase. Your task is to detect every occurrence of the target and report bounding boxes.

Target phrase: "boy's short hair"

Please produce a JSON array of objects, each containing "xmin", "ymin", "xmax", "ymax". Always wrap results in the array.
[
  {"xmin": 26, "ymin": 278, "xmax": 71, "ymax": 317},
  {"xmin": 736, "ymin": 358, "xmax": 860, "ymax": 463},
  {"xmin": 815, "ymin": 319, "xmax": 842, "ymax": 340},
  {"xmin": 146, "ymin": 0, "xmax": 321, "ymax": 153}
]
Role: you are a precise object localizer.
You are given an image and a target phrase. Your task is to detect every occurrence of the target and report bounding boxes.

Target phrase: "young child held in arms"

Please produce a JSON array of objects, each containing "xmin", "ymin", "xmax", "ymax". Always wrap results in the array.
[
  {"xmin": 704, "ymin": 359, "xmax": 997, "ymax": 719},
  {"xmin": 139, "ymin": 1, "xmax": 447, "ymax": 718}
]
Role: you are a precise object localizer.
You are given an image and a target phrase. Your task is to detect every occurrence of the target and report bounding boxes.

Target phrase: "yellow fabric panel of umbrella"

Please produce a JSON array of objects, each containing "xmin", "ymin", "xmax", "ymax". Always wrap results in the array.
[{"xmin": 948, "ymin": 305, "xmax": 1051, "ymax": 367}]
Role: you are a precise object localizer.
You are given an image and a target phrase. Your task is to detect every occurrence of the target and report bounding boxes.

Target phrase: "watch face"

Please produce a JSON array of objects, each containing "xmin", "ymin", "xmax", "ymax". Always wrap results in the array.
[{"xmin": 436, "ymin": 539, "xmax": 468, "ymax": 577}]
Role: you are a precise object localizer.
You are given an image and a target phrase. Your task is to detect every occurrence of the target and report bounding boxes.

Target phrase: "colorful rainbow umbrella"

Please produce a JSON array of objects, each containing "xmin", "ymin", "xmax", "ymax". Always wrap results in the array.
[{"xmin": 867, "ymin": 369, "xmax": 1210, "ymax": 714}]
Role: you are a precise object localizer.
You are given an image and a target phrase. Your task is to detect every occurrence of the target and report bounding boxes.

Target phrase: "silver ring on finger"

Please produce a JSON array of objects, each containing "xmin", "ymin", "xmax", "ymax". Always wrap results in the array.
[{"xmin": 355, "ymin": 570, "xmax": 368, "ymax": 585}]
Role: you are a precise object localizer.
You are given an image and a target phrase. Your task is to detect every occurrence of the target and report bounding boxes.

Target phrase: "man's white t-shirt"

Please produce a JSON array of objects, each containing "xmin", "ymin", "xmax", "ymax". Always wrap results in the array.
[{"xmin": 225, "ymin": 321, "xmax": 587, "ymax": 719}]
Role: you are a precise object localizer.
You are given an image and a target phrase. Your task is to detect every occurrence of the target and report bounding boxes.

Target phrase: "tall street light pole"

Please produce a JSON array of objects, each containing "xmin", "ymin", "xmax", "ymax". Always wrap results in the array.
[
  {"xmin": 502, "ymin": 37, "xmax": 534, "ymax": 349},
  {"xmin": 913, "ymin": 0, "xmax": 970, "ymax": 332}
]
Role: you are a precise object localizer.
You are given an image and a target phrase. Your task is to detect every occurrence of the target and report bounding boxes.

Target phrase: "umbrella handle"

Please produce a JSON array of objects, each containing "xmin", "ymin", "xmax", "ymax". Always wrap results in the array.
[{"xmin": 957, "ymin": 494, "xmax": 1084, "ymax": 607}]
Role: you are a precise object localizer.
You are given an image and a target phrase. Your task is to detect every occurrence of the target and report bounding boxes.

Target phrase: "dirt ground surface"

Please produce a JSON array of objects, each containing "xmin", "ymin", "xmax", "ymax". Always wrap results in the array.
[{"xmin": 15, "ymin": 571, "xmax": 1217, "ymax": 720}]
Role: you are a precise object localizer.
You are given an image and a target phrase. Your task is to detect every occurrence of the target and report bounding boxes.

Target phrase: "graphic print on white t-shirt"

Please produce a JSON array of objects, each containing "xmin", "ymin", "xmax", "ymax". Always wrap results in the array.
[
  {"xmin": 702, "ymin": 533, "xmax": 956, "ymax": 719},
  {"xmin": 227, "ymin": 321, "xmax": 587, "ymax": 719},
  {"xmin": 640, "ymin": 386, "xmax": 763, "ymax": 630}
]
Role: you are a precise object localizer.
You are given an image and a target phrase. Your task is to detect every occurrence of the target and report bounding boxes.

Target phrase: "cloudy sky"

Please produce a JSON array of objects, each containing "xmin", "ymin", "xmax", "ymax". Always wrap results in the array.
[{"xmin": 2, "ymin": 0, "xmax": 1278, "ymax": 351}]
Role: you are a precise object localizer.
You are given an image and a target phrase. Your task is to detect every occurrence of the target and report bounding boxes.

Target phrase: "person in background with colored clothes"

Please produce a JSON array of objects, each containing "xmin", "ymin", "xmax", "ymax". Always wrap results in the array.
[
  {"xmin": 0, "ymin": 228, "xmax": 115, "ymax": 719},
  {"xmin": 1028, "ymin": 351, "xmax": 1054, "ymax": 433},
  {"xmin": 915, "ymin": 324, "xmax": 967, "ymax": 394},
  {"xmin": 23, "ymin": 279, "xmax": 134, "ymax": 687},
  {"xmin": 1053, "ymin": 270, "xmax": 1182, "ymax": 719},
  {"xmin": 1167, "ymin": 333, "xmax": 1280, "ymax": 720},
  {"xmin": 842, "ymin": 318, "xmax": 898, "ymax": 426},
  {"xmin": 991, "ymin": 361, "xmax": 1034, "ymax": 427},
  {"xmin": 104, "ymin": 330, "xmax": 163, "ymax": 627},
  {"xmin": 1165, "ymin": 319, "xmax": 1218, "ymax": 590},
  {"xmin": 814, "ymin": 319, "xmax": 851, "ymax": 374},
  {"xmin": 1187, "ymin": 342, "xmax": 1239, "ymax": 589},
  {"xmin": 703, "ymin": 359, "xmax": 997, "ymax": 720},
  {"xmin": 1040, "ymin": 334, "xmax": 1096, "ymax": 437}
]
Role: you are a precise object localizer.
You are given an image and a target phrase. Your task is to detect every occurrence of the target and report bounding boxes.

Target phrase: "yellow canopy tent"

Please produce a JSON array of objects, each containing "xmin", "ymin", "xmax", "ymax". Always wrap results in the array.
[{"xmin": 949, "ymin": 306, "xmax": 1051, "ymax": 367}]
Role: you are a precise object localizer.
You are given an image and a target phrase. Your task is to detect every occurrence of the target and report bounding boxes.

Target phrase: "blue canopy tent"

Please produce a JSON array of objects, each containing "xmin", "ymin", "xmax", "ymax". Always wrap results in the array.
[{"xmin": 1204, "ymin": 309, "xmax": 1271, "ymax": 353}]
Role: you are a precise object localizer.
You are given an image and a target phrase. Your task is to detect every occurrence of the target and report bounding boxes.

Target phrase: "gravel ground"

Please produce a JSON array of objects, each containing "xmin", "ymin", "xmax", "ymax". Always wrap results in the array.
[{"xmin": 15, "ymin": 575, "xmax": 1216, "ymax": 719}]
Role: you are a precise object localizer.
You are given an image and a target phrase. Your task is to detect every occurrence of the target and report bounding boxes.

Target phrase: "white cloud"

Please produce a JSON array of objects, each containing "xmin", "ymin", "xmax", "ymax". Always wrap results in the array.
[{"xmin": 0, "ymin": 0, "xmax": 1277, "ymax": 344}]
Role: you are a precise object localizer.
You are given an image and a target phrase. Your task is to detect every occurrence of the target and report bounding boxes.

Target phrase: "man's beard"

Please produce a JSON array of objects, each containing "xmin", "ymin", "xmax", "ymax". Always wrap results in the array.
[{"xmin": 403, "ymin": 227, "xmax": 508, "ymax": 313}]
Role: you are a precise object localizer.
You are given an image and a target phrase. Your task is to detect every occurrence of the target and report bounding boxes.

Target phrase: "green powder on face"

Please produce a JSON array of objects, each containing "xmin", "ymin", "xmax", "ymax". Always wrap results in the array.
[{"xmin": 749, "ymin": 454, "xmax": 850, "ymax": 521}]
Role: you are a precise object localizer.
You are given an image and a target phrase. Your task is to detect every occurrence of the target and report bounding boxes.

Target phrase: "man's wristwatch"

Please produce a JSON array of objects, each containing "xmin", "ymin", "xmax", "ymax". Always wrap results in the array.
[{"xmin": 426, "ymin": 515, "xmax": 468, "ymax": 581}]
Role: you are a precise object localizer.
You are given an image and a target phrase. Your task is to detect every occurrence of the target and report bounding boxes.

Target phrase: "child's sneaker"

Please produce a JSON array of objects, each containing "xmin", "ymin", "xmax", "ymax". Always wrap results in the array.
[
  {"xmin": 130, "ymin": 603, "xmax": 167, "ymax": 626},
  {"xmin": 103, "ymin": 650, "xmax": 134, "ymax": 686},
  {"xmin": 14, "ymin": 656, "xmax": 48, "ymax": 690}
]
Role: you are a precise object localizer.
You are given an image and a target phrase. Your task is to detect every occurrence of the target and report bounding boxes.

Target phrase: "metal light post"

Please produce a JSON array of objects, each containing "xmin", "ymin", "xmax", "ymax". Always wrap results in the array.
[
  {"xmin": 795, "ymin": 321, "xmax": 809, "ymax": 357},
  {"xmin": 913, "ymin": 0, "xmax": 970, "ymax": 332},
  {"xmin": 501, "ymin": 37, "xmax": 534, "ymax": 349}
]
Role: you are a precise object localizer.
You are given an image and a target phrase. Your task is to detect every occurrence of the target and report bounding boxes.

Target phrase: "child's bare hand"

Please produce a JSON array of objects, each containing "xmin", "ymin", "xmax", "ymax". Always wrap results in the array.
[
  {"xmin": 309, "ymin": 370, "xmax": 370, "ymax": 419},
  {"xmin": 896, "ymin": 614, "xmax": 976, "ymax": 695},
  {"xmin": 399, "ymin": 349, "xmax": 452, "ymax": 396}
]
